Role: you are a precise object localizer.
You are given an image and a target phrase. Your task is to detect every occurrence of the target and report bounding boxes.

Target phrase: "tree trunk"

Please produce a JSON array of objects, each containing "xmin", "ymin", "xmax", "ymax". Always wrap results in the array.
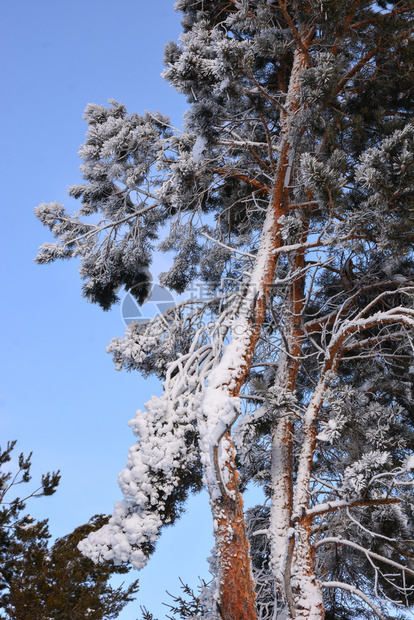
[
  {"xmin": 212, "ymin": 433, "xmax": 257, "ymax": 620},
  {"xmin": 290, "ymin": 517, "xmax": 325, "ymax": 619},
  {"xmin": 270, "ymin": 413, "xmax": 294, "ymax": 599},
  {"xmin": 270, "ymin": 209, "xmax": 309, "ymax": 595},
  {"xmin": 288, "ymin": 367, "xmax": 340, "ymax": 618},
  {"xmin": 204, "ymin": 43, "xmax": 312, "ymax": 620}
]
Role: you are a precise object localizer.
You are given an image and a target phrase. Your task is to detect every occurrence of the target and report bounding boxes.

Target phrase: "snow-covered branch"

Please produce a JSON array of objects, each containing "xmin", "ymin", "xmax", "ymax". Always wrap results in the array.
[{"xmin": 321, "ymin": 582, "xmax": 387, "ymax": 619}]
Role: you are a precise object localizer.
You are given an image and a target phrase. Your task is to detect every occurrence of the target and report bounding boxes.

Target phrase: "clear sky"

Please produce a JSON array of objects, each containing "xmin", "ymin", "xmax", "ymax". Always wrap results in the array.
[{"xmin": 0, "ymin": 1, "xmax": 217, "ymax": 618}]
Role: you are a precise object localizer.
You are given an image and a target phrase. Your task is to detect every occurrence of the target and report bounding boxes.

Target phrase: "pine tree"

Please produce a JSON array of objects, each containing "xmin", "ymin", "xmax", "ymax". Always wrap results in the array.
[
  {"xmin": 35, "ymin": 0, "xmax": 414, "ymax": 618},
  {"xmin": 4, "ymin": 515, "xmax": 139, "ymax": 620},
  {"xmin": 0, "ymin": 442, "xmax": 138, "ymax": 619},
  {"xmin": 0, "ymin": 440, "xmax": 60, "ymax": 610}
]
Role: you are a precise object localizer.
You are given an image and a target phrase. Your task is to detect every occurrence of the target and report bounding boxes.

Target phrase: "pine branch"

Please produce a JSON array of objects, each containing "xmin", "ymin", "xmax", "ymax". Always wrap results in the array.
[{"xmin": 321, "ymin": 582, "xmax": 387, "ymax": 620}]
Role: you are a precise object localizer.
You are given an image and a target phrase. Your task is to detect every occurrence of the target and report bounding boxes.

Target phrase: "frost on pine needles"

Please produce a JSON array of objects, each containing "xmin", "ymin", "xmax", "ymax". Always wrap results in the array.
[{"xmin": 36, "ymin": 0, "xmax": 414, "ymax": 618}]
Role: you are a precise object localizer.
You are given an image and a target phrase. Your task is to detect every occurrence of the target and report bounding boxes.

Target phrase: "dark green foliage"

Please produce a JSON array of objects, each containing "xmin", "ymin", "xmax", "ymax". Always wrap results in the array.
[
  {"xmin": 3, "ymin": 515, "xmax": 139, "ymax": 620},
  {"xmin": 0, "ymin": 440, "xmax": 60, "ymax": 609},
  {"xmin": 0, "ymin": 442, "xmax": 138, "ymax": 619},
  {"xmin": 140, "ymin": 578, "xmax": 209, "ymax": 620}
]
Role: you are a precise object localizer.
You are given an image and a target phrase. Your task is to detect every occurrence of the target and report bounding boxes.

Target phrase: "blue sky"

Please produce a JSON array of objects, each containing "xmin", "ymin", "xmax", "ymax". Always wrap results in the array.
[{"xmin": 0, "ymin": 1, "xmax": 217, "ymax": 618}]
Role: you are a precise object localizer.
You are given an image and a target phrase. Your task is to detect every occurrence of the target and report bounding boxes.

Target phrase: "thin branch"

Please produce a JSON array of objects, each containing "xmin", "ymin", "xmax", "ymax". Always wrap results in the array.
[
  {"xmin": 200, "ymin": 232, "xmax": 256, "ymax": 259},
  {"xmin": 315, "ymin": 537, "xmax": 414, "ymax": 577},
  {"xmin": 321, "ymin": 581, "xmax": 386, "ymax": 620},
  {"xmin": 307, "ymin": 496, "xmax": 401, "ymax": 518},
  {"xmin": 332, "ymin": 46, "xmax": 378, "ymax": 98},
  {"xmin": 276, "ymin": 0, "xmax": 312, "ymax": 63},
  {"xmin": 60, "ymin": 202, "xmax": 159, "ymax": 248},
  {"xmin": 247, "ymin": 73, "xmax": 287, "ymax": 115}
]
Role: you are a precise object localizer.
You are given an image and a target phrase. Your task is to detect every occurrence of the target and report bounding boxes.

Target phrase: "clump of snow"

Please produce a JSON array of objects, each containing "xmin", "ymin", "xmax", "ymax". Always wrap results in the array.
[
  {"xmin": 405, "ymin": 454, "xmax": 414, "ymax": 471},
  {"xmin": 80, "ymin": 385, "xmax": 201, "ymax": 568},
  {"xmin": 342, "ymin": 451, "xmax": 391, "ymax": 495},
  {"xmin": 78, "ymin": 499, "xmax": 160, "ymax": 569},
  {"xmin": 317, "ymin": 417, "xmax": 345, "ymax": 443},
  {"xmin": 192, "ymin": 135, "xmax": 206, "ymax": 163}
]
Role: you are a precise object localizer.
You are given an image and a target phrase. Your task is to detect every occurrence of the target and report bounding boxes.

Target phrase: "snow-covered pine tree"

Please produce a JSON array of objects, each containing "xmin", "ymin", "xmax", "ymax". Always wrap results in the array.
[{"xmin": 35, "ymin": 0, "xmax": 414, "ymax": 618}]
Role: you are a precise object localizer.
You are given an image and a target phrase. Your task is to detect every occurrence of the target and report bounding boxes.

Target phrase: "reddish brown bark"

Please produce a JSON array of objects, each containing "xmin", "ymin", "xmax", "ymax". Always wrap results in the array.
[
  {"xmin": 209, "ymin": 43, "xmax": 311, "ymax": 620},
  {"xmin": 212, "ymin": 177, "xmax": 286, "ymax": 618},
  {"xmin": 211, "ymin": 134, "xmax": 290, "ymax": 620},
  {"xmin": 213, "ymin": 435, "xmax": 257, "ymax": 620},
  {"xmin": 270, "ymin": 220, "xmax": 309, "ymax": 611}
]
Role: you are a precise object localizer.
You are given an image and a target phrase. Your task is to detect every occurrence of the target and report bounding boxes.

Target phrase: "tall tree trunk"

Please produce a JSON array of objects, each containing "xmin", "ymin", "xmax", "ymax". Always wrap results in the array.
[
  {"xmin": 290, "ymin": 516, "xmax": 325, "ymax": 619},
  {"xmin": 289, "ymin": 364, "xmax": 341, "ymax": 618},
  {"xmin": 203, "ymin": 134, "xmax": 288, "ymax": 619},
  {"xmin": 270, "ymin": 412, "xmax": 294, "ymax": 602},
  {"xmin": 267, "ymin": 46, "xmax": 320, "ymax": 618},
  {"xmin": 203, "ymin": 44, "xmax": 311, "ymax": 620},
  {"xmin": 202, "ymin": 181, "xmax": 286, "ymax": 618},
  {"xmin": 211, "ymin": 434, "xmax": 257, "ymax": 620},
  {"xmin": 270, "ymin": 240, "xmax": 307, "ymax": 609}
]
